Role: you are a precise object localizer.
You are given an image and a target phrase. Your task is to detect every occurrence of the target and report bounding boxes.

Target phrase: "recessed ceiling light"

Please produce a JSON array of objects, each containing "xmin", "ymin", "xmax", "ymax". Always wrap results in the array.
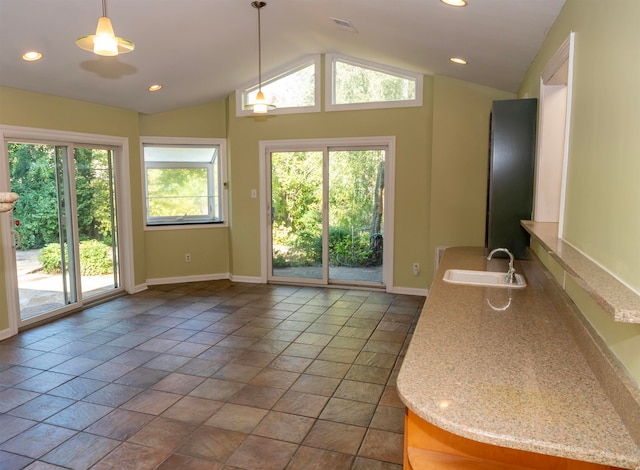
[
  {"xmin": 441, "ymin": 0, "xmax": 467, "ymax": 6},
  {"xmin": 450, "ymin": 57, "xmax": 468, "ymax": 65},
  {"xmin": 148, "ymin": 84, "xmax": 163, "ymax": 92},
  {"xmin": 22, "ymin": 51, "xmax": 43, "ymax": 61}
]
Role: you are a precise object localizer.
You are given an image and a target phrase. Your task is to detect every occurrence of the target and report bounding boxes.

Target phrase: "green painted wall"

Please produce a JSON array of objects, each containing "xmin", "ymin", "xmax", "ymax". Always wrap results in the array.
[
  {"xmin": 144, "ymin": 228, "xmax": 230, "ymax": 280},
  {"xmin": 139, "ymin": 101, "xmax": 230, "ymax": 280},
  {"xmin": 139, "ymin": 100, "xmax": 227, "ymax": 137},
  {"xmin": 226, "ymin": 84, "xmax": 433, "ymax": 289},
  {"xmin": 520, "ymin": 0, "xmax": 640, "ymax": 293},
  {"xmin": 0, "ymin": 86, "xmax": 139, "ymax": 136},
  {"xmin": 428, "ymin": 76, "xmax": 515, "ymax": 279},
  {"xmin": 0, "ymin": 65, "xmax": 518, "ymax": 334},
  {"xmin": 0, "ymin": 85, "xmax": 145, "ymax": 331},
  {"xmin": 519, "ymin": 0, "xmax": 640, "ymax": 384}
]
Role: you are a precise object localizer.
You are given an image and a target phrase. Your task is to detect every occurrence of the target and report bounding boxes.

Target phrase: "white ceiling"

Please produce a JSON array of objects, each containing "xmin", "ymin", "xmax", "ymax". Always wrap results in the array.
[{"xmin": 0, "ymin": 0, "xmax": 566, "ymax": 115}]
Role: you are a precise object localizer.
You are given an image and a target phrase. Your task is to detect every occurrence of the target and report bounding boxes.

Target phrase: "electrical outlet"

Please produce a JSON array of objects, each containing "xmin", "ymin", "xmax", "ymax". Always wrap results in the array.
[
  {"xmin": 413, "ymin": 263, "xmax": 420, "ymax": 276},
  {"xmin": 185, "ymin": 253, "xmax": 191, "ymax": 262}
]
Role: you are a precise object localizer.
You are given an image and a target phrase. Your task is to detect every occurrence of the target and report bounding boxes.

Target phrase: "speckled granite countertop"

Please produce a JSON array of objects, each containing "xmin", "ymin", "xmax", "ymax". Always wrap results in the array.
[
  {"xmin": 397, "ymin": 247, "xmax": 640, "ymax": 469},
  {"xmin": 521, "ymin": 221, "xmax": 640, "ymax": 323}
]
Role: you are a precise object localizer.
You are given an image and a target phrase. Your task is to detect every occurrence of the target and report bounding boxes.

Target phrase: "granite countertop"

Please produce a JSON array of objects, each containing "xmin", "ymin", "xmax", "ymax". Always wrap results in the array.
[
  {"xmin": 521, "ymin": 220, "xmax": 640, "ymax": 323},
  {"xmin": 397, "ymin": 246, "xmax": 640, "ymax": 469}
]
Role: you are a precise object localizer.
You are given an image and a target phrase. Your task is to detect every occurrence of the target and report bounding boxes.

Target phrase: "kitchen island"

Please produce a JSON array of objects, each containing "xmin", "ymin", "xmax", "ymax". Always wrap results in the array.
[{"xmin": 397, "ymin": 247, "xmax": 640, "ymax": 469}]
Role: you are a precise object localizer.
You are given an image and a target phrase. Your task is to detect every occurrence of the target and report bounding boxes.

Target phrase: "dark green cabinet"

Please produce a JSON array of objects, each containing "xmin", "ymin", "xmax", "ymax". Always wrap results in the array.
[{"xmin": 485, "ymin": 98, "xmax": 537, "ymax": 259}]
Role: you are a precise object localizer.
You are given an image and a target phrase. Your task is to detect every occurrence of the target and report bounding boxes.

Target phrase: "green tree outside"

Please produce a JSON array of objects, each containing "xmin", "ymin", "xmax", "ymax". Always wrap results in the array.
[
  {"xmin": 271, "ymin": 149, "xmax": 384, "ymax": 268},
  {"xmin": 9, "ymin": 143, "xmax": 117, "ymax": 275}
]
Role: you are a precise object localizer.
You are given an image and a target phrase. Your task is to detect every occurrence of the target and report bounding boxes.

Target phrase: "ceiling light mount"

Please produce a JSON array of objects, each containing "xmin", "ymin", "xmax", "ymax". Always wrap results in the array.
[
  {"xmin": 246, "ymin": 1, "xmax": 275, "ymax": 114},
  {"xmin": 76, "ymin": 0, "xmax": 134, "ymax": 57}
]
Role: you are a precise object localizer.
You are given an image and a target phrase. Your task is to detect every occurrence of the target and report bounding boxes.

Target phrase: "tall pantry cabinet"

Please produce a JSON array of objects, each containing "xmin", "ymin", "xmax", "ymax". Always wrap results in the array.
[{"xmin": 485, "ymin": 98, "xmax": 537, "ymax": 259}]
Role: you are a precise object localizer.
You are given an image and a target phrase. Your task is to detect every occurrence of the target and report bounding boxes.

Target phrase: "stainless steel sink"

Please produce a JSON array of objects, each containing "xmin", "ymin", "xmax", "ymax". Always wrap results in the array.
[{"xmin": 443, "ymin": 269, "xmax": 526, "ymax": 288}]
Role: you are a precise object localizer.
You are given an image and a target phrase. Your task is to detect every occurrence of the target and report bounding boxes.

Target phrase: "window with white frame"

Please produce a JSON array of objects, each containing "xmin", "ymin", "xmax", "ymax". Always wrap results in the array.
[
  {"xmin": 142, "ymin": 139, "xmax": 227, "ymax": 226},
  {"xmin": 236, "ymin": 56, "xmax": 321, "ymax": 116},
  {"xmin": 326, "ymin": 54, "xmax": 423, "ymax": 111}
]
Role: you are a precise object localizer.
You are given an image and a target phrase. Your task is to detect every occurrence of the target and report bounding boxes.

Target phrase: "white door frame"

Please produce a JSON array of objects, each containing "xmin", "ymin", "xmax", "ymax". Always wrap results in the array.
[
  {"xmin": 0, "ymin": 125, "xmax": 135, "ymax": 336},
  {"xmin": 258, "ymin": 136, "xmax": 396, "ymax": 291},
  {"xmin": 534, "ymin": 32, "xmax": 575, "ymax": 237}
]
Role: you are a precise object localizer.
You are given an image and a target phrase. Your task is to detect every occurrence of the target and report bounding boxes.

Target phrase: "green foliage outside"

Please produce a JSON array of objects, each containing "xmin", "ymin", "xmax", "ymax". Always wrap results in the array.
[
  {"xmin": 271, "ymin": 151, "xmax": 323, "ymax": 268},
  {"xmin": 9, "ymin": 143, "xmax": 116, "ymax": 249},
  {"xmin": 9, "ymin": 143, "xmax": 117, "ymax": 276},
  {"xmin": 146, "ymin": 167, "xmax": 209, "ymax": 217},
  {"xmin": 249, "ymin": 58, "xmax": 414, "ymax": 111},
  {"xmin": 328, "ymin": 226, "xmax": 373, "ymax": 267},
  {"xmin": 39, "ymin": 240, "xmax": 114, "ymax": 275},
  {"xmin": 259, "ymin": 63, "xmax": 316, "ymax": 109},
  {"xmin": 335, "ymin": 60, "xmax": 416, "ymax": 104},
  {"xmin": 271, "ymin": 150, "xmax": 384, "ymax": 269}
]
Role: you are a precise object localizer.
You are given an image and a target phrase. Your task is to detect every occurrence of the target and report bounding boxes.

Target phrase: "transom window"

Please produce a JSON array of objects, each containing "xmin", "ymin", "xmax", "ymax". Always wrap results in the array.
[
  {"xmin": 236, "ymin": 56, "xmax": 320, "ymax": 116},
  {"xmin": 326, "ymin": 54, "xmax": 423, "ymax": 111},
  {"xmin": 142, "ymin": 138, "xmax": 227, "ymax": 226}
]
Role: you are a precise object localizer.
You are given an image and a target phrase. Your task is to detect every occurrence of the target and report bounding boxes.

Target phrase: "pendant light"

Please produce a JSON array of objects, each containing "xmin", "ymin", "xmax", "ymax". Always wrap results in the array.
[
  {"xmin": 246, "ymin": 1, "xmax": 275, "ymax": 114},
  {"xmin": 76, "ymin": 0, "xmax": 134, "ymax": 57}
]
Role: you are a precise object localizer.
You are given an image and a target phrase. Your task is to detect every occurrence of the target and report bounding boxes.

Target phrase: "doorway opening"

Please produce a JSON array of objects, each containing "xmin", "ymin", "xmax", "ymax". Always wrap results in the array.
[
  {"xmin": 260, "ymin": 137, "xmax": 395, "ymax": 290},
  {"xmin": 1, "ymin": 127, "xmax": 133, "ymax": 333},
  {"xmin": 534, "ymin": 32, "xmax": 575, "ymax": 236}
]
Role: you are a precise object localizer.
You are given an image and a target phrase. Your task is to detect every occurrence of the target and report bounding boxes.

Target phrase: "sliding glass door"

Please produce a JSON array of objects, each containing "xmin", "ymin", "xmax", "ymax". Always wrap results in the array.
[
  {"xmin": 328, "ymin": 149, "xmax": 385, "ymax": 283},
  {"xmin": 74, "ymin": 146, "xmax": 120, "ymax": 301},
  {"xmin": 7, "ymin": 141, "xmax": 121, "ymax": 325},
  {"xmin": 270, "ymin": 151, "xmax": 324, "ymax": 281},
  {"xmin": 10, "ymin": 144, "xmax": 77, "ymax": 320},
  {"xmin": 268, "ymin": 145, "xmax": 386, "ymax": 287}
]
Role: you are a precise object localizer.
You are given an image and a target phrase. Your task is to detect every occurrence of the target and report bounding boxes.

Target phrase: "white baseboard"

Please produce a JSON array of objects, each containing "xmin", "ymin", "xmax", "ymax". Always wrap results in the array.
[
  {"xmin": 229, "ymin": 275, "xmax": 263, "ymax": 284},
  {"xmin": 146, "ymin": 273, "xmax": 230, "ymax": 286},
  {"xmin": 389, "ymin": 286, "xmax": 428, "ymax": 297},
  {"xmin": 0, "ymin": 326, "xmax": 17, "ymax": 341},
  {"xmin": 132, "ymin": 283, "xmax": 149, "ymax": 294},
  {"xmin": 133, "ymin": 275, "xmax": 426, "ymax": 296}
]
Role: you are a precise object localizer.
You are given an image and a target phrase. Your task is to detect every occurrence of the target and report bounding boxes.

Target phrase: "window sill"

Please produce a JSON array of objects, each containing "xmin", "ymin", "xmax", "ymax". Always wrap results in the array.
[
  {"xmin": 522, "ymin": 220, "xmax": 640, "ymax": 323},
  {"xmin": 144, "ymin": 223, "xmax": 228, "ymax": 232}
]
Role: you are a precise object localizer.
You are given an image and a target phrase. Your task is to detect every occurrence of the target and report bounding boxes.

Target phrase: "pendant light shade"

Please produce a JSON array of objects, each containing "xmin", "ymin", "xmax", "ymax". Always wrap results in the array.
[
  {"xmin": 253, "ymin": 91, "xmax": 270, "ymax": 114},
  {"xmin": 76, "ymin": 0, "xmax": 134, "ymax": 56},
  {"xmin": 246, "ymin": 1, "xmax": 275, "ymax": 114}
]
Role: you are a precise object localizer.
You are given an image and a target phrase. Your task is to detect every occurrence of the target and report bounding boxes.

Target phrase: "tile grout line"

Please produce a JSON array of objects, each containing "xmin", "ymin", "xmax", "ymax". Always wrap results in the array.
[{"xmin": 0, "ymin": 281, "xmax": 424, "ymax": 469}]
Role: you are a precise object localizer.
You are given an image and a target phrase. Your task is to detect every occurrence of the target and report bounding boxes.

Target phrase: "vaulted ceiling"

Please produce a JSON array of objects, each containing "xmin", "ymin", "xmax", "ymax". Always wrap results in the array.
[{"xmin": 0, "ymin": 0, "xmax": 566, "ymax": 115}]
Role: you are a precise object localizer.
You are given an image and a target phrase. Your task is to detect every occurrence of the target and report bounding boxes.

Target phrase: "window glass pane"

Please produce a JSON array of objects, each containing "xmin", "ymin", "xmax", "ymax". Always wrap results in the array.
[
  {"xmin": 334, "ymin": 60, "xmax": 416, "ymax": 104},
  {"xmin": 244, "ymin": 62, "xmax": 317, "ymax": 110},
  {"xmin": 144, "ymin": 146, "xmax": 217, "ymax": 163},
  {"xmin": 147, "ymin": 167, "xmax": 210, "ymax": 218},
  {"xmin": 142, "ymin": 141, "xmax": 225, "ymax": 225}
]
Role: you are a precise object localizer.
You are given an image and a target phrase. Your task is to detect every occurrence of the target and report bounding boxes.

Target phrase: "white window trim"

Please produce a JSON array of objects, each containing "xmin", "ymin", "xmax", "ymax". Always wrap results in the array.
[
  {"xmin": 140, "ymin": 136, "xmax": 228, "ymax": 230},
  {"xmin": 325, "ymin": 53, "xmax": 424, "ymax": 112},
  {"xmin": 235, "ymin": 55, "xmax": 321, "ymax": 117}
]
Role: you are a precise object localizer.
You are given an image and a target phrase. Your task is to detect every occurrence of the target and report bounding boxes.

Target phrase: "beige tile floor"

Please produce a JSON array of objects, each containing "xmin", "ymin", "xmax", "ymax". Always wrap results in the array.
[{"xmin": 0, "ymin": 280, "xmax": 423, "ymax": 470}]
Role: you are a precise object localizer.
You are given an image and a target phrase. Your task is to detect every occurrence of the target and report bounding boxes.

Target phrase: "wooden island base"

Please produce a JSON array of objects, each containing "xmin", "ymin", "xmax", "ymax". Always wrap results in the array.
[{"xmin": 404, "ymin": 409, "xmax": 623, "ymax": 470}]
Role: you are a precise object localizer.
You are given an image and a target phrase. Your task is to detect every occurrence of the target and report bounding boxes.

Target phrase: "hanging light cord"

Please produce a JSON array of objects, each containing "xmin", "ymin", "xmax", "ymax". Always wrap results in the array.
[
  {"xmin": 257, "ymin": 2, "xmax": 263, "ymax": 93},
  {"xmin": 102, "ymin": 0, "xmax": 108, "ymax": 17},
  {"xmin": 246, "ymin": 1, "xmax": 274, "ymax": 113}
]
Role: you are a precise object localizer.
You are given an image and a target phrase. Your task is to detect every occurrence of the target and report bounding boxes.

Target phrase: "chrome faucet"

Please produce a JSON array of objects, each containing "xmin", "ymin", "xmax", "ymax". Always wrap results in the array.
[{"xmin": 487, "ymin": 248, "xmax": 516, "ymax": 283}]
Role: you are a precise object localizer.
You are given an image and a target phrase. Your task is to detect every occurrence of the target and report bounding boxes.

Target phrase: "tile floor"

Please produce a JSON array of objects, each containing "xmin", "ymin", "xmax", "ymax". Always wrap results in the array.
[{"xmin": 0, "ymin": 280, "xmax": 424, "ymax": 470}]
